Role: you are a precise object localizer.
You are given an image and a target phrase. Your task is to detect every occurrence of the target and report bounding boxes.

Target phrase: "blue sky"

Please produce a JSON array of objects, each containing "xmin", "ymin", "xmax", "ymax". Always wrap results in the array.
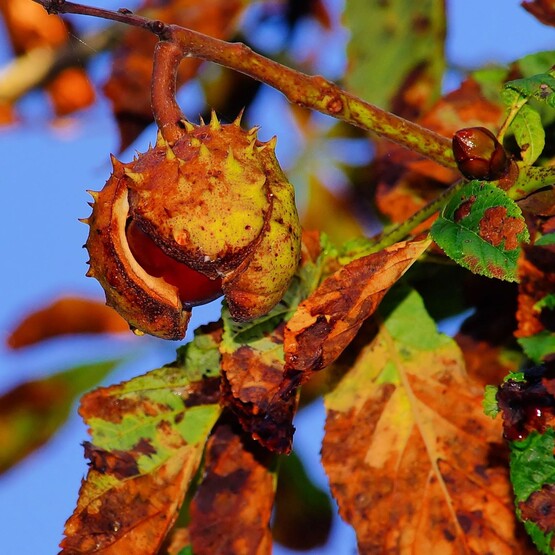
[{"xmin": 0, "ymin": 1, "xmax": 553, "ymax": 553}]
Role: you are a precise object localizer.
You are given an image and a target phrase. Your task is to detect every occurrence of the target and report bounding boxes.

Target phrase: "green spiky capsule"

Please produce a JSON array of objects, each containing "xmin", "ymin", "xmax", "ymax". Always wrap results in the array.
[{"xmin": 85, "ymin": 112, "xmax": 301, "ymax": 339}]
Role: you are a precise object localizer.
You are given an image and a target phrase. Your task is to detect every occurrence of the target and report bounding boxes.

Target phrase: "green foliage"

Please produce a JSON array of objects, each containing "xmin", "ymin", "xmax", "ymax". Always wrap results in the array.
[
  {"xmin": 505, "ymin": 72, "xmax": 555, "ymax": 108},
  {"xmin": 483, "ymin": 385, "xmax": 500, "ymax": 418},
  {"xmin": 511, "ymin": 430, "xmax": 555, "ymax": 554},
  {"xmin": 511, "ymin": 429, "xmax": 555, "ymax": 502},
  {"xmin": 518, "ymin": 331, "xmax": 555, "ymax": 363},
  {"xmin": 431, "ymin": 181, "xmax": 529, "ymax": 281},
  {"xmin": 536, "ymin": 233, "xmax": 555, "ymax": 246},
  {"xmin": 509, "ymin": 101, "xmax": 545, "ymax": 164}
]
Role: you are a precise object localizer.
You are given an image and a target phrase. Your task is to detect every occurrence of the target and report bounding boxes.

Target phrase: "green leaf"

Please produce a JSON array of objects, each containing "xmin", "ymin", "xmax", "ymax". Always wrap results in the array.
[
  {"xmin": 536, "ymin": 233, "xmax": 555, "ymax": 246},
  {"xmin": 511, "ymin": 429, "xmax": 555, "ymax": 502},
  {"xmin": 431, "ymin": 181, "xmax": 530, "ymax": 281},
  {"xmin": 344, "ymin": 0, "xmax": 445, "ymax": 111},
  {"xmin": 534, "ymin": 294, "xmax": 555, "ymax": 312},
  {"xmin": 483, "ymin": 385, "xmax": 500, "ymax": 418},
  {"xmin": 0, "ymin": 359, "xmax": 119, "ymax": 474},
  {"xmin": 518, "ymin": 331, "xmax": 555, "ymax": 363},
  {"xmin": 506, "ymin": 73, "xmax": 555, "ymax": 107},
  {"xmin": 510, "ymin": 103, "xmax": 545, "ymax": 164},
  {"xmin": 510, "ymin": 430, "xmax": 555, "ymax": 554}
]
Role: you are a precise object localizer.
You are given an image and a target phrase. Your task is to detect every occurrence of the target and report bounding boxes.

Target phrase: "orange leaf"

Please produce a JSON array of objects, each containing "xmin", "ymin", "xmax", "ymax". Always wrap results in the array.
[
  {"xmin": 283, "ymin": 238, "xmax": 431, "ymax": 384},
  {"xmin": 7, "ymin": 296, "xmax": 130, "ymax": 349},
  {"xmin": 322, "ymin": 288, "xmax": 534, "ymax": 553},
  {"xmin": 189, "ymin": 420, "xmax": 275, "ymax": 555}
]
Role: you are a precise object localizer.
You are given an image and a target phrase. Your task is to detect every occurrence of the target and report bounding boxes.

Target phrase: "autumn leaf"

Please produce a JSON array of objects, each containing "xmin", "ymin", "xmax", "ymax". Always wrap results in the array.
[
  {"xmin": 322, "ymin": 287, "xmax": 534, "ymax": 553},
  {"xmin": 431, "ymin": 181, "xmax": 530, "ymax": 281},
  {"xmin": 7, "ymin": 296, "xmax": 130, "ymax": 349},
  {"xmin": 189, "ymin": 419, "xmax": 276, "ymax": 555},
  {"xmin": 0, "ymin": 359, "xmax": 119, "ymax": 474},
  {"xmin": 61, "ymin": 325, "xmax": 222, "ymax": 554},
  {"xmin": 220, "ymin": 232, "xmax": 330, "ymax": 453},
  {"xmin": 283, "ymin": 238, "xmax": 431, "ymax": 386}
]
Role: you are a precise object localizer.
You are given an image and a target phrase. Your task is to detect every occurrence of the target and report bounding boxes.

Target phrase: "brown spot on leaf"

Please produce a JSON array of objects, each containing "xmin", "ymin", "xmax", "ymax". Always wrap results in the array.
[
  {"xmin": 454, "ymin": 196, "xmax": 476, "ymax": 222},
  {"xmin": 478, "ymin": 206, "xmax": 526, "ymax": 250},
  {"xmin": 84, "ymin": 442, "xmax": 140, "ymax": 479},
  {"xmin": 520, "ymin": 484, "xmax": 555, "ymax": 532}
]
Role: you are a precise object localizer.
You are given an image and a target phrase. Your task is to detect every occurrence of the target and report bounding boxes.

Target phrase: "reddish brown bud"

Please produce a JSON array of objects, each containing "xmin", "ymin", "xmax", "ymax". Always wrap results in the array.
[{"xmin": 452, "ymin": 127, "xmax": 510, "ymax": 181}]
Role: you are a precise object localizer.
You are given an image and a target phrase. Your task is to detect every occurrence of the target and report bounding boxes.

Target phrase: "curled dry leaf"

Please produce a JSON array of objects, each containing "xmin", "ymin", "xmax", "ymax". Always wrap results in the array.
[
  {"xmin": 497, "ymin": 363, "xmax": 555, "ymax": 442},
  {"xmin": 322, "ymin": 288, "xmax": 534, "ymax": 554},
  {"xmin": 220, "ymin": 321, "xmax": 299, "ymax": 454},
  {"xmin": 104, "ymin": 0, "xmax": 247, "ymax": 149},
  {"xmin": 283, "ymin": 237, "xmax": 431, "ymax": 387},
  {"xmin": 7, "ymin": 296, "xmax": 129, "ymax": 349},
  {"xmin": 189, "ymin": 420, "xmax": 275, "ymax": 555}
]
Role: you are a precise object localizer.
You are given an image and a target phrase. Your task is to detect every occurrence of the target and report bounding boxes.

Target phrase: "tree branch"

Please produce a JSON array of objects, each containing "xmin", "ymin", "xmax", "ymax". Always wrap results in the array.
[{"xmin": 32, "ymin": 0, "xmax": 457, "ymax": 170}]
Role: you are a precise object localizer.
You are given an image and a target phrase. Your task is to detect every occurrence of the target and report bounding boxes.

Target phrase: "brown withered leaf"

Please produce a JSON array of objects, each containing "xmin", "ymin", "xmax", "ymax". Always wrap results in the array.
[
  {"xmin": 0, "ymin": 0, "xmax": 95, "ymax": 120},
  {"xmin": 61, "ymin": 328, "xmax": 222, "ymax": 553},
  {"xmin": 220, "ymin": 321, "xmax": 299, "ymax": 454},
  {"xmin": 283, "ymin": 238, "xmax": 431, "ymax": 386},
  {"xmin": 7, "ymin": 296, "xmax": 130, "ymax": 349},
  {"xmin": 104, "ymin": 0, "xmax": 247, "ymax": 149},
  {"xmin": 0, "ymin": 360, "xmax": 118, "ymax": 474},
  {"xmin": 522, "ymin": 0, "xmax": 555, "ymax": 26},
  {"xmin": 189, "ymin": 419, "xmax": 275, "ymax": 555},
  {"xmin": 322, "ymin": 288, "xmax": 534, "ymax": 553}
]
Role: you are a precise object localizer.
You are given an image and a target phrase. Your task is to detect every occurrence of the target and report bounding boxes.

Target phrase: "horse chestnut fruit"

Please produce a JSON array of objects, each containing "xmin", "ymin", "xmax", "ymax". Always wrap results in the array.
[
  {"xmin": 84, "ymin": 112, "xmax": 301, "ymax": 339},
  {"xmin": 452, "ymin": 126, "xmax": 510, "ymax": 181}
]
